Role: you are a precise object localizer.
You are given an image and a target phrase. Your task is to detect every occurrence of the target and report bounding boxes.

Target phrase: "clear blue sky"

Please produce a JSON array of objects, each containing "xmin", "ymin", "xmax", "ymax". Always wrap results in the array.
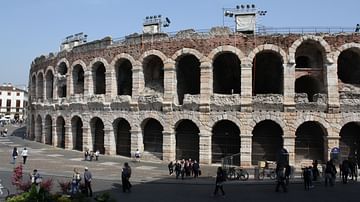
[{"xmin": 0, "ymin": 0, "xmax": 358, "ymax": 89}]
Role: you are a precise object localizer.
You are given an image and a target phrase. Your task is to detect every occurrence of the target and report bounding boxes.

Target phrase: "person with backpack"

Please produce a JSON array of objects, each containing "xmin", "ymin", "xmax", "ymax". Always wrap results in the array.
[
  {"xmin": 121, "ymin": 162, "xmax": 132, "ymax": 193},
  {"xmin": 11, "ymin": 147, "xmax": 18, "ymax": 164},
  {"xmin": 213, "ymin": 167, "xmax": 226, "ymax": 197},
  {"xmin": 168, "ymin": 161, "xmax": 174, "ymax": 176}
]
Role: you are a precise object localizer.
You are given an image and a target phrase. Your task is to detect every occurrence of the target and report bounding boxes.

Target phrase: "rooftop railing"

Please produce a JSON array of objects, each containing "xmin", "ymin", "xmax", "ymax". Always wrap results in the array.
[{"xmin": 112, "ymin": 26, "xmax": 357, "ymax": 44}]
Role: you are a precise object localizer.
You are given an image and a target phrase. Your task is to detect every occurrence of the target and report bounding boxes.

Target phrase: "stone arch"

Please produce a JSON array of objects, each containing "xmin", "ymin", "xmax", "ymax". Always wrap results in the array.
[
  {"xmin": 44, "ymin": 114, "xmax": 53, "ymax": 145},
  {"xmin": 89, "ymin": 58, "xmax": 108, "ymax": 95},
  {"xmin": 45, "ymin": 67, "xmax": 55, "ymax": 99},
  {"xmin": 251, "ymin": 119, "xmax": 284, "ymax": 165},
  {"xmin": 36, "ymin": 71, "xmax": 44, "ymax": 100},
  {"xmin": 31, "ymin": 73, "xmax": 37, "ymax": 101},
  {"xmin": 139, "ymin": 50, "xmax": 167, "ymax": 64},
  {"xmin": 90, "ymin": 116, "xmax": 105, "ymax": 154},
  {"xmin": 173, "ymin": 50, "xmax": 201, "ymax": 104},
  {"xmin": 208, "ymin": 45, "xmax": 246, "ymax": 63},
  {"xmin": 71, "ymin": 60, "xmax": 86, "ymax": 95},
  {"xmin": 56, "ymin": 59, "xmax": 69, "ymax": 98},
  {"xmin": 173, "ymin": 115, "xmax": 202, "ymax": 131},
  {"xmin": 251, "ymin": 48, "xmax": 284, "ymax": 95},
  {"xmin": 211, "ymin": 119, "xmax": 241, "ymax": 165},
  {"xmin": 209, "ymin": 115, "xmax": 242, "ymax": 133},
  {"xmin": 295, "ymin": 121, "xmax": 328, "ymax": 163},
  {"xmin": 336, "ymin": 45, "xmax": 360, "ymax": 85},
  {"xmin": 140, "ymin": 51, "xmax": 166, "ymax": 94},
  {"xmin": 295, "ymin": 75, "xmax": 325, "ymax": 102},
  {"xmin": 141, "ymin": 118, "xmax": 164, "ymax": 160},
  {"xmin": 111, "ymin": 54, "xmax": 134, "ymax": 96},
  {"xmin": 339, "ymin": 121, "xmax": 360, "ymax": 162},
  {"xmin": 35, "ymin": 114, "xmax": 43, "ymax": 143},
  {"xmin": 289, "ymin": 35, "xmax": 331, "ymax": 64},
  {"xmin": 175, "ymin": 119, "xmax": 200, "ymax": 161},
  {"xmin": 248, "ymin": 115, "xmax": 286, "ymax": 132},
  {"xmin": 56, "ymin": 58, "xmax": 70, "ymax": 74},
  {"xmin": 248, "ymin": 44, "xmax": 287, "ymax": 63},
  {"xmin": 56, "ymin": 116, "xmax": 66, "ymax": 148},
  {"xmin": 71, "ymin": 115, "xmax": 83, "ymax": 151},
  {"xmin": 171, "ymin": 48, "xmax": 205, "ymax": 61},
  {"xmin": 113, "ymin": 117, "xmax": 132, "ymax": 157},
  {"xmin": 294, "ymin": 116, "xmax": 330, "ymax": 134}
]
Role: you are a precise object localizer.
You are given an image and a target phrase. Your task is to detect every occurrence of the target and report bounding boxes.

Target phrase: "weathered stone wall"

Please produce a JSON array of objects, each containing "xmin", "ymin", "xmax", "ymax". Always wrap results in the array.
[{"xmin": 28, "ymin": 29, "xmax": 360, "ymax": 167}]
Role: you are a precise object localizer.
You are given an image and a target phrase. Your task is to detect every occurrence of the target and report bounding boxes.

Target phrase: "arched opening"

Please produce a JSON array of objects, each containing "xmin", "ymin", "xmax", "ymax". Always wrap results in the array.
[
  {"xmin": 213, "ymin": 52, "xmax": 241, "ymax": 95},
  {"xmin": 338, "ymin": 48, "xmax": 360, "ymax": 85},
  {"xmin": 30, "ymin": 115, "xmax": 35, "ymax": 140},
  {"xmin": 253, "ymin": 51, "xmax": 283, "ymax": 95},
  {"xmin": 90, "ymin": 117, "xmax": 105, "ymax": 154},
  {"xmin": 35, "ymin": 115, "xmax": 42, "ymax": 143},
  {"xmin": 72, "ymin": 116, "xmax": 83, "ymax": 151},
  {"xmin": 56, "ymin": 116, "xmax": 66, "ymax": 148},
  {"xmin": 252, "ymin": 120, "xmax": 283, "ymax": 165},
  {"xmin": 113, "ymin": 118, "xmax": 131, "ymax": 157},
  {"xmin": 45, "ymin": 71, "xmax": 54, "ymax": 99},
  {"xmin": 295, "ymin": 75, "xmax": 325, "ymax": 102},
  {"xmin": 31, "ymin": 75, "xmax": 36, "ymax": 101},
  {"xmin": 212, "ymin": 120, "xmax": 241, "ymax": 165},
  {"xmin": 176, "ymin": 55, "xmax": 200, "ymax": 105},
  {"xmin": 295, "ymin": 56, "xmax": 311, "ymax": 68},
  {"xmin": 175, "ymin": 120, "xmax": 200, "ymax": 161},
  {"xmin": 340, "ymin": 122, "xmax": 360, "ymax": 163},
  {"xmin": 295, "ymin": 121, "xmax": 327, "ymax": 164},
  {"xmin": 143, "ymin": 55, "xmax": 164, "ymax": 93},
  {"xmin": 57, "ymin": 62, "xmax": 67, "ymax": 98},
  {"xmin": 92, "ymin": 62, "xmax": 106, "ymax": 94},
  {"xmin": 37, "ymin": 73, "xmax": 44, "ymax": 101},
  {"xmin": 142, "ymin": 118, "xmax": 163, "ymax": 159},
  {"xmin": 73, "ymin": 64, "xmax": 85, "ymax": 94},
  {"xmin": 44, "ymin": 115, "xmax": 52, "ymax": 145},
  {"xmin": 116, "ymin": 59, "xmax": 133, "ymax": 96}
]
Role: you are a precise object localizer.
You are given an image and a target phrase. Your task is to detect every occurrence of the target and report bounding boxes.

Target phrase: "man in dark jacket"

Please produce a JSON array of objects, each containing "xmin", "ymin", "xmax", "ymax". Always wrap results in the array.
[
  {"xmin": 122, "ymin": 162, "xmax": 132, "ymax": 192},
  {"xmin": 84, "ymin": 167, "xmax": 93, "ymax": 197}
]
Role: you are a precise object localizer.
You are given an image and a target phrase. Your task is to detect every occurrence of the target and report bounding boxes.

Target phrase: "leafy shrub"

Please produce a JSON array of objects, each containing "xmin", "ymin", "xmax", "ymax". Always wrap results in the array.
[{"xmin": 58, "ymin": 180, "xmax": 71, "ymax": 194}]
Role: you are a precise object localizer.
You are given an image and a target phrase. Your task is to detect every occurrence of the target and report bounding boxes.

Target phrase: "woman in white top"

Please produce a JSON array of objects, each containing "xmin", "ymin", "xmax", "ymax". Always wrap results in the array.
[{"xmin": 21, "ymin": 147, "xmax": 28, "ymax": 164}]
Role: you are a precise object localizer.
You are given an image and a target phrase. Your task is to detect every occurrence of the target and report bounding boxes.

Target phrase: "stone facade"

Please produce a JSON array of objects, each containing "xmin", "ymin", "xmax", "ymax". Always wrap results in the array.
[{"xmin": 28, "ymin": 28, "xmax": 360, "ymax": 167}]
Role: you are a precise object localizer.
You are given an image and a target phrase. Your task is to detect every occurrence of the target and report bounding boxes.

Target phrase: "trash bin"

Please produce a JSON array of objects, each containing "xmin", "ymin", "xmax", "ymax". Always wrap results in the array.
[{"xmin": 254, "ymin": 167, "xmax": 259, "ymax": 180}]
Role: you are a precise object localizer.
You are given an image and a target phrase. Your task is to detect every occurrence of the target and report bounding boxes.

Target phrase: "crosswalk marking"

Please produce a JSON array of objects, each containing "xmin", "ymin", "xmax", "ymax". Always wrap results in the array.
[
  {"xmin": 136, "ymin": 166, "xmax": 157, "ymax": 170},
  {"xmin": 47, "ymin": 154, "xmax": 64, "ymax": 157}
]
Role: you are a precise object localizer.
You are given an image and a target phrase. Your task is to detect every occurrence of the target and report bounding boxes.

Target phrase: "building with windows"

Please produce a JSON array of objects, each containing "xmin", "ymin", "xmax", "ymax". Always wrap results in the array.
[
  {"xmin": 0, "ymin": 83, "xmax": 28, "ymax": 121},
  {"xmin": 28, "ymin": 26, "xmax": 360, "ymax": 167}
]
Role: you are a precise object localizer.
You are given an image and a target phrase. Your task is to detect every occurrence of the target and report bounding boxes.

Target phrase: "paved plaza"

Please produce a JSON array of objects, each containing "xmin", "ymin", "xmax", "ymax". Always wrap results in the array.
[{"xmin": 1, "ymin": 126, "xmax": 360, "ymax": 202}]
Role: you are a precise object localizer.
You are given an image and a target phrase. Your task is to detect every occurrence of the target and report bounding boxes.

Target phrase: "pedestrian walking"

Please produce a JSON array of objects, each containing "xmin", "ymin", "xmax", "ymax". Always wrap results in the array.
[
  {"xmin": 71, "ymin": 168, "xmax": 82, "ymax": 195},
  {"xmin": 285, "ymin": 164, "xmax": 291, "ymax": 185},
  {"xmin": 325, "ymin": 160, "xmax": 336, "ymax": 187},
  {"xmin": 84, "ymin": 167, "xmax": 93, "ymax": 197},
  {"xmin": 341, "ymin": 158, "xmax": 350, "ymax": 184},
  {"xmin": 275, "ymin": 164, "xmax": 287, "ymax": 192},
  {"xmin": 213, "ymin": 167, "xmax": 226, "ymax": 197},
  {"xmin": 121, "ymin": 162, "xmax": 132, "ymax": 193},
  {"xmin": 192, "ymin": 160, "xmax": 200, "ymax": 178},
  {"xmin": 303, "ymin": 167, "xmax": 313, "ymax": 190},
  {"xmin": 135, "ymin": 149, "xmax": 141, "ymax": 162},
  {"xmin": 95, "ymin": 150, "xmax": 100, "ymax": 161},
  {"xmin": 11, "ymin": 147, "xmax": 18, "ymax": 164},
  {"xmin": 84, "ymin": 149, "xmax": 89, "ymax": 161},
  {"xmin": 312, "ymin": 160, "xmax": 319, "ymax": 181},
  {"xmin": 175, "ymin": 160, "xmax": 181, "ymax": 179},
  {"xmin": 168, "ymin": 161, "xmax": 174, "ymax": 175},
  {"xmin": 21, "ymin": 147, "xmax": 28, "ymax": 164}
]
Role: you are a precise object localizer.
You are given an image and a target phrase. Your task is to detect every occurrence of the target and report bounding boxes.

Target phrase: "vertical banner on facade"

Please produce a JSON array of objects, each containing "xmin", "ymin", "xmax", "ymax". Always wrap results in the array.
[{"xmin": 235, "ymin": 13, "xmax": 256, "ymax": 33}]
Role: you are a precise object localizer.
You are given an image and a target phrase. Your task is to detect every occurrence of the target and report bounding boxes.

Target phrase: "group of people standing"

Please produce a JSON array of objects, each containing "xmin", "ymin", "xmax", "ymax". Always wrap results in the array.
[
  {"xmin": 168, "ymin": 159, "xmax": 201, "ymax": 180},
  {"xmin": 11, "ymin": 147, "xmax": 28, "ymax": 164},
  {"xmin": 84, "ymin": 149, "xmax": 100, "ymax": 161},
  {"xmin": 70, "ymin": 167, "xmax": 93, "ymax": 197}
]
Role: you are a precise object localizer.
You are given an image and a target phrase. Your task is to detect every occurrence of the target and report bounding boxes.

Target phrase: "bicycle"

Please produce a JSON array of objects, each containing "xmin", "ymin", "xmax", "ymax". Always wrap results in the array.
[
  {"xmin": 0, "ymin": 179, "xmax": 10, "ymax": 200},
  {"xmin": 226, "ymin": 167, "xmax": 249, "ymax": 181},
  {"xmin": 258, "ymin": 167, "xmax": 276, "ymax": 180}
]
